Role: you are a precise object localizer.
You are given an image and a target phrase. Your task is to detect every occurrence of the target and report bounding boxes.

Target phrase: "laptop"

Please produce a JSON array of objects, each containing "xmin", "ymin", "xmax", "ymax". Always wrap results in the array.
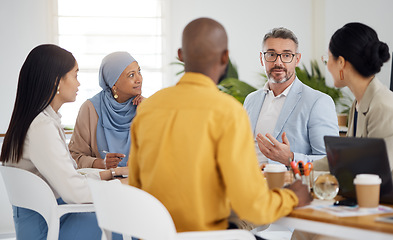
[{"xmin": 324, "ymin": 136, "xmax": 393, "ymax": 204}]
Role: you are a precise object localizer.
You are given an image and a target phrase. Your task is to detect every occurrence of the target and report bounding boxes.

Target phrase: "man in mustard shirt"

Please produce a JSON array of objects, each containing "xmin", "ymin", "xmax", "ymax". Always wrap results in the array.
[{"xmin": 128, "ymin": 17, "xmax": 312, "ymax": 235}]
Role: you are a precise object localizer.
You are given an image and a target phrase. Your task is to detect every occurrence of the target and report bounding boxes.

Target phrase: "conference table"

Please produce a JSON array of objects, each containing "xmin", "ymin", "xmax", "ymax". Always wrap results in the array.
[{"xmin": 274, "ymin": 200, "xmax": 393, "ymax": 240}]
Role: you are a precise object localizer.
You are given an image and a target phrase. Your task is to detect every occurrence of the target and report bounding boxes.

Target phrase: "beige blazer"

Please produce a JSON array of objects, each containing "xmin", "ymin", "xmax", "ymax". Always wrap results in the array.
[
  {"xmin": 314, "ymin": 77, "xmax": 393, "ymax": 173},
  {"xmin": 68, "ymin": 100, "xmax": 101, "ymax": 168}
]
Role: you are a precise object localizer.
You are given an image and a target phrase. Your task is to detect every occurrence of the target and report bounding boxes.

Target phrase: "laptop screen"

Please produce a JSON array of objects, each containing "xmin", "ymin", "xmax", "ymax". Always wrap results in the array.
[{"xmin": 324, "ymin": 136, "xmax": 393, "ymax": 204}]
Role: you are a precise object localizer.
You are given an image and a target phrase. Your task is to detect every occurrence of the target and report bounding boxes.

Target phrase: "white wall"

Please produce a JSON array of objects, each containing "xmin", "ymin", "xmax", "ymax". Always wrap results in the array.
[
  {"xmin": 322, "ymin": 0, "xmax": 393, "ymax": 88},
  {"xmin": 165, "ymin": 0, "xmax": 313, "ymax": 89},
  {"xmin": 0, "ymin": 0, "xmax": 54, "ymax": 133}
]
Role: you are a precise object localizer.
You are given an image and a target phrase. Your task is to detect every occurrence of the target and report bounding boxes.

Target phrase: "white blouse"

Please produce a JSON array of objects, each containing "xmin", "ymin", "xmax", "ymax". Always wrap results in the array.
[
  {"xmin": 7, "ymin": 105, "xmax": 94, "ymax": 204},
  {"xmin": 254, "ymin": 81, "xmax": 294, "ymax": 165}
]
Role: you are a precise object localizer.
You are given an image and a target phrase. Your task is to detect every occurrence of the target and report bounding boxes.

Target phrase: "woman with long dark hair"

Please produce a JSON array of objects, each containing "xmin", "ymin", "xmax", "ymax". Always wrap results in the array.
[{"xmin": 0, "ymin": 44, "xmax": 125, "ymax": 239}]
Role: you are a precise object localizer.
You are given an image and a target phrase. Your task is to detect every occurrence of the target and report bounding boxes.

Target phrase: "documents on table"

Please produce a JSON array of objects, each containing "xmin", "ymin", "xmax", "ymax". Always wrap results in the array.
[{"xmin": 302, "ymin": 199, "xmax": 393, "ymax": 217}]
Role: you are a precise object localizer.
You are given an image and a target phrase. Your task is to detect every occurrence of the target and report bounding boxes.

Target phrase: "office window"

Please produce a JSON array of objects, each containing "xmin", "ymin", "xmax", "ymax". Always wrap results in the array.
[{"xmin": 56, "ymin": 0, "xmax": 163, "ymax": 127}]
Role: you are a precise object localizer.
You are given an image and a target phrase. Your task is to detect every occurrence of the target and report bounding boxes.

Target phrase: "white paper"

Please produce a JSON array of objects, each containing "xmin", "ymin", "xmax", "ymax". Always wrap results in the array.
[{"xmin": 302, "ymin": 199, "xmax": 393, "ymax": 217}]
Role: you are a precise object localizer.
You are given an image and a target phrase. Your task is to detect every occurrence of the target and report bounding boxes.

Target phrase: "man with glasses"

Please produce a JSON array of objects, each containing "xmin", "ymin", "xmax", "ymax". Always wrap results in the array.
[{"xmin": 244, "ymin": 27, "xmax": 339, "ymax": 167}]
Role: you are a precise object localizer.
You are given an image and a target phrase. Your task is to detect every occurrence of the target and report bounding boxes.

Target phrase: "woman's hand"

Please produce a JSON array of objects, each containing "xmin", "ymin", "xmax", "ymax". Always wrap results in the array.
[
  {"xmin": 115, "ymin": 166, "xmax": 129, "ymax": 176},
  {"xmin": 92, "ymin": 159, "xmax": 106, "ymax": 169},
  {"xmin": 132, "ymin": 95, "xmax": 145, "ymax": 105},
  {"xmin": 104, "ymin": 153, "xmax": 125, "ymax": 169},
  {"xmin": 98, "ymin": 166, "xmax": 129, "ymax": 181}
]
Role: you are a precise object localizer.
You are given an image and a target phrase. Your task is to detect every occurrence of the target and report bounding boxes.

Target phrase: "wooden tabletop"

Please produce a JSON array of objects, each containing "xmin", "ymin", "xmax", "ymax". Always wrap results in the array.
[{"xmin": 288, "ymin": 203, "xmax": 393, "ymax": 235}]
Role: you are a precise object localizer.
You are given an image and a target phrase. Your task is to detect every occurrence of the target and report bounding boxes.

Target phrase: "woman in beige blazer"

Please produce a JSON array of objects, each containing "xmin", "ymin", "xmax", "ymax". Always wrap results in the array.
[
  {"xmin": 293, "ymin": 20, "xmax": 393, "ymax": 240},
  {"xmin": 313, "ymin": 22, "xmax": 393, "ymax": 174}
]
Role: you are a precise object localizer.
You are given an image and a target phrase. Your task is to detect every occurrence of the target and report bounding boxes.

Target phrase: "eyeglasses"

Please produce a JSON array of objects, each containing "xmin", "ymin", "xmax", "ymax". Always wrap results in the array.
[
  {"xmin": 321, "ymin": 55, "xmax": 329, "ymax": 65},
  {"xmin": 263, "ymin": 51, "xmax": 296, "ymax": 63}
]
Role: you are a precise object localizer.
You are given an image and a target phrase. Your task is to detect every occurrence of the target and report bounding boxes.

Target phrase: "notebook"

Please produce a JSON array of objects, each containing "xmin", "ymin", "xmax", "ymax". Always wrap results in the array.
[{"xmin": 324, "ymin": 136, "xmax": 393, "ymax": 204}]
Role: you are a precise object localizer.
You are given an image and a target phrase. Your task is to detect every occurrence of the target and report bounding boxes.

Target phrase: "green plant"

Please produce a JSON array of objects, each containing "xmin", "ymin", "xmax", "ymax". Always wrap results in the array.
[
  {"xmin": 171, "ymin": 58, "xmax": 257, "ymax": 104},
  {"xmin": 172, "ymin": 57, "xmax": 185, "ymax": 76}
]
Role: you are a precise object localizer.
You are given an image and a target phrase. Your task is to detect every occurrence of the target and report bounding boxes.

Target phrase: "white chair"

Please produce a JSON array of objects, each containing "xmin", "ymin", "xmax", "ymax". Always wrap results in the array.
[
  {"xmin": 0, "ymin": 165, "xmax": 95, "ymax": 240},
  {"xmin": 88, "ymin": 179, "xmax": 256, "ymax": 240}
]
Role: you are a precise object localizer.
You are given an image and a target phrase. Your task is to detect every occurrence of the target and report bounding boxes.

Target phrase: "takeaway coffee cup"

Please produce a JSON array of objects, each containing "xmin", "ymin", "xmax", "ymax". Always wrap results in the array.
[
  {"xmin": 264, "ymin": 164, "xmax": 287, "ymax": 189},
  {"xmin": 353, "ymin": 174, "xmax": 381, "ymax": 208}
]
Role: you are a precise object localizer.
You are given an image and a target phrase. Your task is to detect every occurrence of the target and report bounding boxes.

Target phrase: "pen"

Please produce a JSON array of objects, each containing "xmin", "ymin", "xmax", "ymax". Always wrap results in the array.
[
  {"xmin": 100, "ymin": 150, "xmax": 109, "ymax": 168},
  {"xmin": 304, "ymin": 162, "xmax": 313, "ymax": 176},
  {"xmin": 101, "ymin": 150, "xmax": 124, "ymax": 159},
  {"xmin": 298, "ymin": 161, "xmax": 306, "ymax": 182},
  {"xmin": 298, "ymin": 161, "xmax": 304, "ymax": 175}
]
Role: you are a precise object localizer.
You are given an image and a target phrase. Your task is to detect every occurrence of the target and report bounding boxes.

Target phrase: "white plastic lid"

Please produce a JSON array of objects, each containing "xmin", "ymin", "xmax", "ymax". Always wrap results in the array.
[
  {"xmin": 353, "ymin": 174, "xmax": 381, "ymax": 185},
  {"xmin": 263, "ymin": 164, "xmax": 287, "ymax": 172}
]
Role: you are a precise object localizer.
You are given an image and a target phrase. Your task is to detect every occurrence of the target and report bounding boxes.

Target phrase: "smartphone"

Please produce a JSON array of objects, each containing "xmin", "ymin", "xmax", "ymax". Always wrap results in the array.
[
  {"xmin": 114, "ymin": 174, "xmax": 128, "ymax": 178},
  {"xmin": 333, "ymin": 199, "xmax": 357, "ymax": 207},
  {"xmin": 375, "ymin": 215, "xmax": 393, "ymax": 224}
]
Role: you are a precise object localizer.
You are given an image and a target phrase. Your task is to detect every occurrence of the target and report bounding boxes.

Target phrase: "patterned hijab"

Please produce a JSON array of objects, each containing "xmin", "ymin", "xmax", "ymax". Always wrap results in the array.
[{"xmin": 89, "ymin": 52, "xmax": 137, "ymax": 166}]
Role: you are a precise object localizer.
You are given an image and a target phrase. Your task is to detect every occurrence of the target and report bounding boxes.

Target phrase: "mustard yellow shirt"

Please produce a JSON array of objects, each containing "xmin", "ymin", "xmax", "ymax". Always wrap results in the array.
[{"xmin": 129, "ymin": 72, "xmax": 298, "ymax": 232}]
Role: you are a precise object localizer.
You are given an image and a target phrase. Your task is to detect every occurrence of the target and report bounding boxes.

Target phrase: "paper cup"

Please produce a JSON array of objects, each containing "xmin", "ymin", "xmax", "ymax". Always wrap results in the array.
[
  {"xmin": 264, "ymin": 164, "xmax": 287, "ymax": 189},
  {"xmin": 354, "ymin": 174, "xmax": 381, "ymax": 208}
]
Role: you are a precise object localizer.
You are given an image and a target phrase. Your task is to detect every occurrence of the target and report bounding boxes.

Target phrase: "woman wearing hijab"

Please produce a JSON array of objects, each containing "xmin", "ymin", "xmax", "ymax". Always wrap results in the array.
[{"xmin": 69, "ymin": 52, "xmax": 144, "ymax": 169}]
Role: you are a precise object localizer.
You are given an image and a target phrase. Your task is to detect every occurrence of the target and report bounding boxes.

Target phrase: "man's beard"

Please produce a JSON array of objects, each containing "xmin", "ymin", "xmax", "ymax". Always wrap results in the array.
[
  {"xmin": 267, "ymin": 66, "xmax": 294, "ymax": 84},
  {"xmin": 218, "ymin": 64, "xmax": 229, "ymax": 84}
]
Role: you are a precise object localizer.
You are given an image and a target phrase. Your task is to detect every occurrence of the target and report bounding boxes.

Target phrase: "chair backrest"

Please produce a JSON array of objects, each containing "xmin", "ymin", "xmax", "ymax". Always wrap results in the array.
[
  {"xmin": 88, "ymin": 179, "xmax": 178, "ymax": 240},
  {"xmin": 0, "ymin": 166, "xmax": 58, "ymax": 228}
]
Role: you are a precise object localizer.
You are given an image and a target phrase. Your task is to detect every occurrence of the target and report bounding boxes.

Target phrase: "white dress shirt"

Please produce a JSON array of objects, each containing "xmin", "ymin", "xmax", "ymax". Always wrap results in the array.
[
  {"xmin": 254, "ymin": 82, "xmax": 294, "ymax": 165},
  {"xmin": 6, "ymin": 106, "xmax": 94, "ymax": 204}
]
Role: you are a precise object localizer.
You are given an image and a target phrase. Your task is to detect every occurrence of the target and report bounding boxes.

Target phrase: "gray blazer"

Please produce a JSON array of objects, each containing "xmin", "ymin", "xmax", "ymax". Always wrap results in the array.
[{"xmin": 244, "ymin": 77, "xmax": 339, "ymax": 162}]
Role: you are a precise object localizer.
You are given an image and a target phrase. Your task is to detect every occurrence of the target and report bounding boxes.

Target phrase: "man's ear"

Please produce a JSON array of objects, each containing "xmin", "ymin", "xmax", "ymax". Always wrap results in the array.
[
  {"xmin": 295, "ymin": 53, "xmax": 302, "ymax": 67},
  {"xmin": 221, "ymin": 49, "xmax": 229, "ymax": 66},
  {"xmin": 260, "ymin": 51, "xmax": 264, "ymax": 67},
  {"xmin": 177, "ymin": 48, "xmax": 184, "ymax": 62}
]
